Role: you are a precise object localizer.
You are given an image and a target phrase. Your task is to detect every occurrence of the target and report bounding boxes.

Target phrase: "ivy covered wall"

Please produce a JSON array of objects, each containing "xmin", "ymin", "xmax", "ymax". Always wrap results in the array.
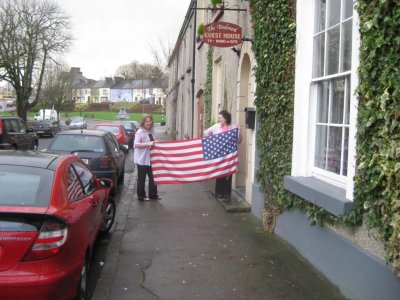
[
  {"xmin": 354, "ymin": 0, "xmax": 400, "ymax": 271},
  {"xmin": 249, "ymin": 0, "xmax": 297, "ymax": 222},
  {"xmin": 250, "ymin": 0, "xmax": 400, "ymax": 272}
]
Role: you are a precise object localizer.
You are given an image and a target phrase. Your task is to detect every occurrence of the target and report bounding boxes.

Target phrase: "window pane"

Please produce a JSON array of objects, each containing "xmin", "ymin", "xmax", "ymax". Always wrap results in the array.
[
  {"xmin": 342, "ymin": 128, "xmax": 349, "ymax": 176},
  {"xmin": 328, "ymin": 0, "xmax": 341, "ymax": 27},
  {"xmin": 315, "ymin": 125, "xmax": 328, "ymax": 169},
  {"xmin": 317, "ymin": 81, "xmax": 329, "ymax": 123},
  {"xmin": 0, "ymin": 166, "xmax": 53, "ymax": 207},
  {"xmin": 327, "ymin": 126, "xmax": 342, "ymax": 174},
  {"xmin": 315, "ymin": 0, "xmax": 326, "ymax": 33},
  {"xmin": 343, "ymin": 0, "xmax": 353, "ymax": 19},
  {"xmin": 330, "ymin": 78, "xmax": 345, "ymax": 124},
  {"xmin": 326, "ymin": 26, "xmax": 340, "ymax": 75},
  {"xmin": 341, "ymin": 20, "xmax": 352, "ymax": 72},
  {"xmin": 345, "ymin": 78, "xmax": 350, "ymax": 124},
  {"xmin": 68, "ymin": 167, "xmax": 84, "ymax": 202},
  {"xmin": 313, "ymin": 33, "xmax": 325, "ymax": 78}
]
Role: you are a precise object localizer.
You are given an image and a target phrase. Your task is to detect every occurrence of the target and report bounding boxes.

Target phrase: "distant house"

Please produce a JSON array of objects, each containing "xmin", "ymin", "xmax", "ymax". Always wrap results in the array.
[
  {"xmin": 69, "ymin": 70, "xmax": 167, "ymax": 105},
  {"xmin": 110, "ymin": 77, "xmax": 133, "ymax": 102},
  {"xmin": 70, "ymin": 67, "xmax": 94, "ymax": 103}
]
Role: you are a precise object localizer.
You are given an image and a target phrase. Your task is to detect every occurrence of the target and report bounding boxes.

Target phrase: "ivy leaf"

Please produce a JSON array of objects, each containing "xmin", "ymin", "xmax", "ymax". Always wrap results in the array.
[
  {"xmin": 394, "ymin": 163, "xmax": 400, "ymax": 174},
  {"xmin": 363, "ymin": 20, "xmax": 374, "ymax": 31}
]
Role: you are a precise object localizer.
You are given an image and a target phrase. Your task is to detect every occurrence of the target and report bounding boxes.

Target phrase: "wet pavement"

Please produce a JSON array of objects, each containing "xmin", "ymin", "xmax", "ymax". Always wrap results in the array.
[{"xmin": 91, "ymin": 127, "xmax": 347, "ymax": 300}]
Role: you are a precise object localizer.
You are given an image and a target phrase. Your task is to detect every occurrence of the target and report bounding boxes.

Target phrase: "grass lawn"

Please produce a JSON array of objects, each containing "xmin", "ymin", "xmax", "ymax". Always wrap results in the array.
[{"xmin": 0, "ymin": 111, "xmax": 165, "ymax": 123}]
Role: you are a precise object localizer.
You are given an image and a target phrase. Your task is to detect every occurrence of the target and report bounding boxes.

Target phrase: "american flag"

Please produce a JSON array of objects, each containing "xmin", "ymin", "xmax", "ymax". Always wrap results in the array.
[{"xmin": 151, "ymin": 128, "xmax": 239, "ymax": 185}]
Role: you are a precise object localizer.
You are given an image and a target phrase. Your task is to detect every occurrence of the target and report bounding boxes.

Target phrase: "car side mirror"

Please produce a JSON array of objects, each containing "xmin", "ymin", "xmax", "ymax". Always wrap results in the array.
[{"xmin": 97, "ymin": 178, "xmax": 115, "ymax": 189}]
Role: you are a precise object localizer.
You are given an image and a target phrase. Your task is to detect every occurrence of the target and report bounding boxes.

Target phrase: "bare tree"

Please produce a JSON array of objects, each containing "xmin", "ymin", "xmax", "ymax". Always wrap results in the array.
[
  {"xmin": 0, "ymin": 0, "xmax": 72, "ymax": 121},
  {"xmin": 115, "ymin": 61, "xmax": 164, "ymax": 81},
  {"xmin": 41, "ymin": 60, "xmax": 71, "ymax": 122},
  {"xmin": 149, "ymin": 37, "xmax": 172, "ymax": 80},
  {"xmin": 116, "ymin": 60, "xmax": 141, "ymax": 80}
]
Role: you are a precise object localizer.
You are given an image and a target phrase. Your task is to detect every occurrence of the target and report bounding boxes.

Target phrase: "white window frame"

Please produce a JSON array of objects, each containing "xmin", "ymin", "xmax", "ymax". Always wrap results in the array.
[{"xmin": 292, "ymin": 0, "xmax": 360, "ymax": 200}]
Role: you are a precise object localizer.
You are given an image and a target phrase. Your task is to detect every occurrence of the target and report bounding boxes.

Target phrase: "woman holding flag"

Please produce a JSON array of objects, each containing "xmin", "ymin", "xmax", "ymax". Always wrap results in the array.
[
  {"xmin": 204, "ymin": 110, "xmax": 242, "ymax": 201},
  {"xmin": 134, "ymin": 114, "xmax": 161, "ymax": 201}
]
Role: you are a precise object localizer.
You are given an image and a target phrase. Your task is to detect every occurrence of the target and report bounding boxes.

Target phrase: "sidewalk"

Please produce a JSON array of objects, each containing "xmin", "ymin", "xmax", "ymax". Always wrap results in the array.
[{"xmin": 92, "ymin": 128, "xmax": 346, "ymax": 300}]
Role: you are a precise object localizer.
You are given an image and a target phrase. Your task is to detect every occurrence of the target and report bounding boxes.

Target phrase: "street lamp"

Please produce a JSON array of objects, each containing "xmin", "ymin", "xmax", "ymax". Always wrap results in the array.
[{"xmin": 141, "ymin": 76, "xmax": 145, "ymax": 113}]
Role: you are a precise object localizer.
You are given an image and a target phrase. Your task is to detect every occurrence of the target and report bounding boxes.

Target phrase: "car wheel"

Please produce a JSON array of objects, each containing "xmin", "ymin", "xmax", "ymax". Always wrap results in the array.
[
  {"xmin": 75, "ymin": 255, "xmax": 89, "ymax": 300},
  {"xmin": 101, "ymin": 200, "xmax": 116, "ymax": 234}
]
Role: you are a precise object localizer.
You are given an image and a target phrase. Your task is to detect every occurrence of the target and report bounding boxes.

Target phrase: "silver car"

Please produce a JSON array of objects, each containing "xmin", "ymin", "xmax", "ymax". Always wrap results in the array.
[{"xmin": 69, "ymin": 117, "xmax": 87, "ymax": 129}]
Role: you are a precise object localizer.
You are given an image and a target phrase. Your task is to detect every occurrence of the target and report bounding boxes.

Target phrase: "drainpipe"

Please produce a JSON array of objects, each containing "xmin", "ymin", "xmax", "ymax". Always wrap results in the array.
[{"xmin": 191, "ymin": 0, "xmax": 197, "ymax": 138}]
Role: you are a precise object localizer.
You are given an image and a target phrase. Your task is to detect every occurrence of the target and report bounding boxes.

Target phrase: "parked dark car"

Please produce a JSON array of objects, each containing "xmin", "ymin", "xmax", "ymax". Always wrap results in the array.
[
  {"xmin": 43, "ymin": 130, "xmax": 126, "ymax": 195},
  {"xmin": 0, "ymin": 116, "xmax": 38, "ymax": 150},
  {"xmin": 0, "ymin": 151, "xmax": 115, "ymax": 300},
  {"xmin": 111, "ymin": 121, "xmax": 137, "ymax": 148},
  {"xmin": 33, "ymin": 120, "xmax": 60, "ymax": 137}
]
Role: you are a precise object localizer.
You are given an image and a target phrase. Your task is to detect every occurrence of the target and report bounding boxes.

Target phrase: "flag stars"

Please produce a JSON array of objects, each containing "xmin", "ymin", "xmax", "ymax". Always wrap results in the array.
[{"xmin": 202, "ymin": 128, "xmax": 239, "ymax": 161}]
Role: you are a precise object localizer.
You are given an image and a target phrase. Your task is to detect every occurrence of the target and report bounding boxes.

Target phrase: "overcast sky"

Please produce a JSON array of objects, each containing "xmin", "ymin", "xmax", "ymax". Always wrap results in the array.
[{"xmin": 60, "ymin": 0, "xmax": 191, "ymax": 80}]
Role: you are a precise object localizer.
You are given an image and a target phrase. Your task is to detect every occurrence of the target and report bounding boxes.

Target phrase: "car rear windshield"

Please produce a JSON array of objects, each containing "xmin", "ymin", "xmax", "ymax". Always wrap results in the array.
[
  {"xmin": 48, "ymin": 134, "xmax": 106, "ymax": 152},
  {"xmin": 95, "ymin": 125, "xmax": 120, "ymax": 135},
  {"xmin": 35, "ymin": 120, "xmax": 51, "ymax": 125},
  {"xmin": 0, "ymin": 165, "xmax": 53, "ymax": 207}
]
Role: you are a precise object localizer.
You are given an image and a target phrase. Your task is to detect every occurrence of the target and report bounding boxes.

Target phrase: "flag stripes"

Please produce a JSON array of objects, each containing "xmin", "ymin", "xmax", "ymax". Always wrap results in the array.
[{"xmin": 150, "ymin": 129, "xmax": 238, "ymax": 185}]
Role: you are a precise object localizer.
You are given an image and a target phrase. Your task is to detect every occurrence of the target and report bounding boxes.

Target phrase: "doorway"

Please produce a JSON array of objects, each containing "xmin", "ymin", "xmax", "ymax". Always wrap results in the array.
[
  {"xmin": 236, "ymin": 54, "xmax": 251, "ymax": 201},
  {"xmin": 197, "ymin": 91, "xmax": 204, "ymax": 138}
]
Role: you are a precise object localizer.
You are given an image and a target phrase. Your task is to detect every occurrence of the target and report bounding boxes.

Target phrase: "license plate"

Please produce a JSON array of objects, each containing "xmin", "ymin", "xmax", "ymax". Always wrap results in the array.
[
  {"xmin": 82, "ymin": 159, "xmax": 89, "ymax": 164},
  {"xmin": 37, "ymin": 131, "xmax": 44, "ymax": 133}
]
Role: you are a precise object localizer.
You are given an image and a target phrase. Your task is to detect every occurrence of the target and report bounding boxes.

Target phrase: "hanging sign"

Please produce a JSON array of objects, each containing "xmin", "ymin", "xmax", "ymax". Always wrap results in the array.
[{"xmin": 203, "ymin": 22, "xmax": 242, "ymax": 47}]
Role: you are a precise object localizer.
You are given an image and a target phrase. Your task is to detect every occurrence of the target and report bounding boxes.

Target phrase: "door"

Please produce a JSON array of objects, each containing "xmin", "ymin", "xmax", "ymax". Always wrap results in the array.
[
  {"xmin": 73, "ymin": 162, "xmax": 104, "ymax": 237},
  {"xmin": 67, "ymin": 165, "xmax": 99, "ymax": 244},
  {"xmin": 3, "ymin": 119, "xmax": 24, "ymax": 149}
]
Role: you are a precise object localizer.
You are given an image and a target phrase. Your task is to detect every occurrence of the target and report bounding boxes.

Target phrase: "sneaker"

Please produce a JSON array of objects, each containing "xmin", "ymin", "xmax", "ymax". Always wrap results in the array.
[
  {"xmin": 150, "ymin": 195, "xmax": 161, "ymax": 200},
  {"xmin": 143, "ymin": 197, "xmax": 151, "ymax": 201}
]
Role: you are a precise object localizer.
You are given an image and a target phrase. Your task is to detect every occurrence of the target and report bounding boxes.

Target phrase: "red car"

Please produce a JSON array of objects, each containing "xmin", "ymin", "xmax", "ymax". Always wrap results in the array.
[
  {"xmin": 0, "ymin": 151, "xmax": 116, "ymax": 300},
  {"xmin": 93, "ymin": 123, "xmax": 129, "ymax": 151}
]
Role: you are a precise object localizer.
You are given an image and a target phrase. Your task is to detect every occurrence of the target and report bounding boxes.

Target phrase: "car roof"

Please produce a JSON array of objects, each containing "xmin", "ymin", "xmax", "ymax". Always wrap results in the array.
[
  {"xmin": 95, "ymin": 123, "xmax": 123, "ymax": 127},
  {"xmin": 112, "ymin": 120, "xmax": 131, "ymax": 123},
  {"xmin": 0, "ymin": 116, "xmax": 22, "ymax": 119},
  {"xmin": 57, "ymin": 129, "xmax": 108, "ymax": 136},
  {"xmin": 0, "ymin": 150, "xmax": 62, "ymax": 170}
]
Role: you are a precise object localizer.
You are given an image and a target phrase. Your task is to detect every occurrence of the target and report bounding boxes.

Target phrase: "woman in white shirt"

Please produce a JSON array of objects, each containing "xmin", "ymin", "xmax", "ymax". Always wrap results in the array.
[
  {"xmin": 134, "ymin": 114, "xmax": 160, "ymax": 201},
  {"xmin": 204, "ymin": 110, "xmax": 242, "ymax": 201}
]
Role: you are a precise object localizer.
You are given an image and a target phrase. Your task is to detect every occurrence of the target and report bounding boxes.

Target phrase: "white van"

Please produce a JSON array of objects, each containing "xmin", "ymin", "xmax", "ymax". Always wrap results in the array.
[{"xmin": 34, "ymin": 109, "xmax": 58, "ymax": 121}]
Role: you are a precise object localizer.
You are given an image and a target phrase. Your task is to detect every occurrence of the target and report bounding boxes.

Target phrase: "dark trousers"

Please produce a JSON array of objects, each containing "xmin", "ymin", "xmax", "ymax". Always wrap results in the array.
[
  {"xmin": 136, "ymin": 164, "xmax": 157, "ymax": 200},
  {"xmin": 215, "ymin": 175, "xmax": 232, "ymax": 199}
]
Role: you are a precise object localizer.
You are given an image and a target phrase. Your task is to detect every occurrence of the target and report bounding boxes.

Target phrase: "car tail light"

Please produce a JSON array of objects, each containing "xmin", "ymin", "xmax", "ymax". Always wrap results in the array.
[
  {"xmin": 23, "ymin": 220, "xmax": 68, "ymax": 261},
  {"xmin": 99, "ymin": 154, "xmax": 111, "ymax": 168}
]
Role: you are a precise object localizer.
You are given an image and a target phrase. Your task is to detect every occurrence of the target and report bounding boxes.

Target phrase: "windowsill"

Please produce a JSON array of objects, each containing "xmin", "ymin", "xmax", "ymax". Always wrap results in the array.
[{"xmin": 284, "ymin": 176, "xmax": 353, "ymax": 216}]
